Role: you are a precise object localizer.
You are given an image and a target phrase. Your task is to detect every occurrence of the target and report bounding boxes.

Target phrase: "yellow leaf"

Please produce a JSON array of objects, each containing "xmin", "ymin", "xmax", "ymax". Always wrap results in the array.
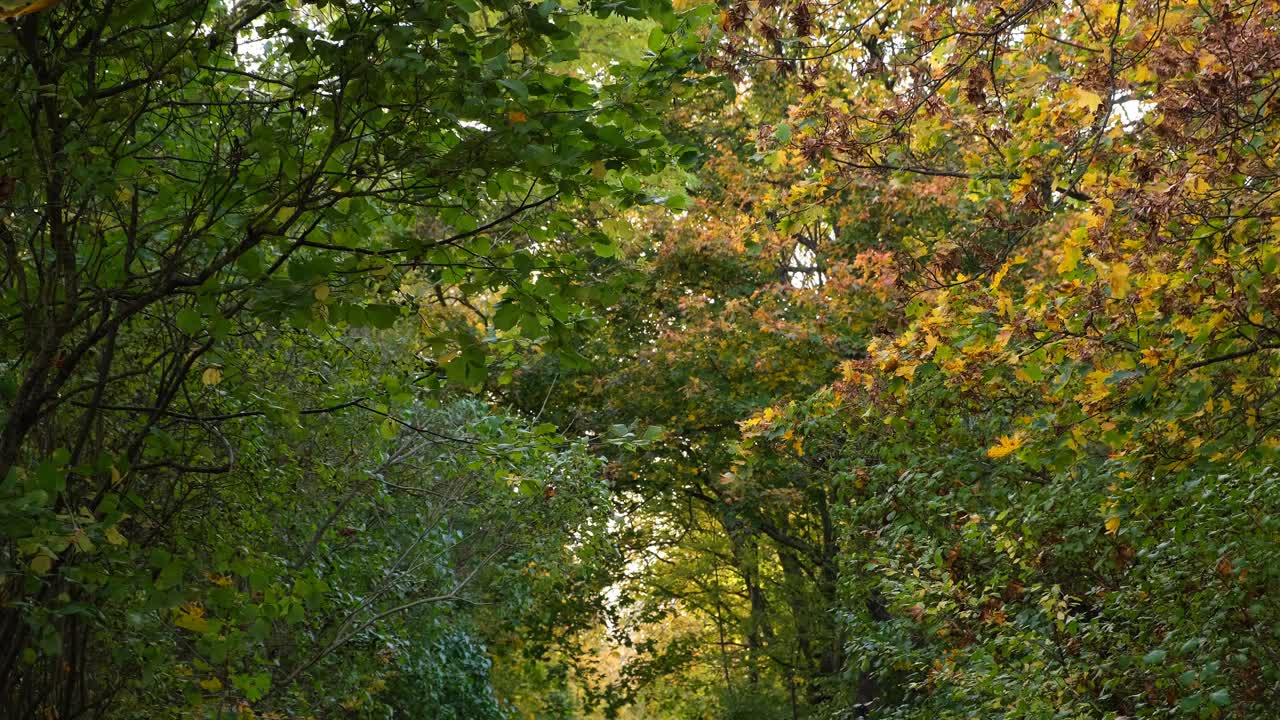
[
  {"xmin": 199, "ymin": 677, "xmax": 223, "ymax": 691},
  {"xmin": 201, "ymin": 367, "xmax": 223, "ymax": 386},
  {"xmin": 1010, "ymin": 172, "xmax": 1035, "ymax": 202},
  {"xmin": 1108, "ymin": 262, "xmax": 1131, "ymax": 299},
  {"xmin": 175, "ymin": 603, "xmax": 211, "ymax": 634},
  {"xmin": 1104, "ymin": 516, "xmax": 1121, "ymax": 535},
  {"xmin": 997, "ymin": 293, "xmax": 1014, "ymax": 318},
  {"xmin": 590, "ymin": 160, "xmax": 607, "ymax": 179},
  {"xmin": 1057, "ymin": 232, "xmax": 1085, "ymax": 273},
  {"xmin": 29, "ymin": 554, "xmax": 53, "ymax": 575},
  {"xmin": 986, "ymin": 433, "xmax": 1026, "ymax": 459},
  {"xmin": 894, "ymin": 361, "xmax": 918, "ymax": 382},
  {"xmin": 1073, "ymin": 88, "xmax": 1104, "ymax": 114},
  {"xmin": 0, "ymin": 0, "xmax": 63, "ymax": 21},
  {"xmin": 990, "ymin": 254, "xmax": 1026, "ymax": 290},
  {"xmin": 313, "ymin": 284, "xmax": 330, "ymax": 302},
  {"xmin": 994, "ymin": 326, "xmax": 1014, "ymax": 349},
  {"xmin": 1081, "ymin": 369, "xmax": 1111, "ymax": 404},
  {"xmin": 104, "ymin": 526, "xmax": 126, "ymax": 546}
]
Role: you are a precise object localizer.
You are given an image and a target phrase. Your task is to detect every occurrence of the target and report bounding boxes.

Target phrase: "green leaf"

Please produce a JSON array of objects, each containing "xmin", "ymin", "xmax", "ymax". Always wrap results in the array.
[
  {"xmin": 232, "ymin": 672, "xmax": 271, "ymax": 702},
  {"xmin": 1142, "ymin": 649, "xmax": 1167, "ymax": 664},
  {"xmin": 498, "ymin": 78, "xmax": 529, "ymax": 101},
  {"xmin": 493, "ymin": 301, "xmax": 522, "ymax": 331},
  {"xmin": 647, "ymin": 27, "xmax": 665, "ymax": 53},
  {"xmin": 176, "ymin": 308, "xmax": 201, "ymax": 335},
  {"xmin": 379, "ymin": 418, "xmax": 398, "ymax": 440},
  {"xmin": 36, "ymin": 455, "xmax": 67, "ymax": 493},
  {"xmin": 366, "ymin": 304, "xmax": 399, "ymax": 329},
  {"xmin": 29, "ymin": 554, "xmax": 53, "ymax": 575}
]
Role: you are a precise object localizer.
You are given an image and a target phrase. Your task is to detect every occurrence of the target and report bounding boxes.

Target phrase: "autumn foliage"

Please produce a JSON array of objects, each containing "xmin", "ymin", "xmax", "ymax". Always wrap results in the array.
[
  {"xmin": 525, "ymin": 0, "xmax": 1280, "ymax": 717},
  {"xmin": 4, "ymin": 0, "xmax": 1280, "ymax": 718}
]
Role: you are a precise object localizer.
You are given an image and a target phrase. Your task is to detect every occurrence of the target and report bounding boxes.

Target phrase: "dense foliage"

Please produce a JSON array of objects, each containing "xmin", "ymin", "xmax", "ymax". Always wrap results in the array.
[
  {"xmin": 508, "ymin": 0, "xmax": 1280, "ymax": 717},
  {"xmin": 4, "ymin": 0, "xmax": 1280, "ymax": 718},
  {"xmin": 0, "ymin": 0, "xmax": 703, "ymax": 716}
]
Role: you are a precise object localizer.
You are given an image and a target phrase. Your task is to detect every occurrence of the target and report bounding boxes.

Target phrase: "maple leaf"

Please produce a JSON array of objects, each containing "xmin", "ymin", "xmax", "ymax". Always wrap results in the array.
[
  {"xmin": 894, "ymin": 361, "xmax": 918, "ymax": 381},
  {"xmin": 175, "ymin": 603, "xmax": 210, "ymax": 634},
  {"xmin": 199, "ymin": 677, "xmax": 223, "ymax": 691},
  {"xmin": 0, "ymin": 0, "xmax": 61, "ymax": 20},
  {"xmin": 1057, "ymin": 228, "xmax": 1087, "ymax": 273},
  {"xmin": 1073, "ymin": 88, "xmax": 1104, "ymax": 114},
  {"xmin": 206, "ymin": 573, "xmax": 233, "ymax": 587},
  {"xmin": 104, "ymin": 526, "xmax": 126, "ymax": 546},
  {"xmin": 986, "ymin": 433, "xmax": 1026, "ymax": 459},
  {"xmin": 1108, "ymin": 262, "xmax": 1131, "ymax": 299}
]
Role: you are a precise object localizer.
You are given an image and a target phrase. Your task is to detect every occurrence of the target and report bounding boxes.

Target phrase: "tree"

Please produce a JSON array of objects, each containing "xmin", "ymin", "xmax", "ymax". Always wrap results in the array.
[
  {"xmin": 506, "ymin": 0, "xmax": 1280, "ymax": 716},
  {"xmin": 707, "ymin": 0, "xmax": 1280, "ymax": 716},
  {"xmin": 503, "ymin": 68, "xmax": 909, "ymax": 716},
  {"xmin": 0, "ymin": 0, "xmax": 707, "ymax": 716}
]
